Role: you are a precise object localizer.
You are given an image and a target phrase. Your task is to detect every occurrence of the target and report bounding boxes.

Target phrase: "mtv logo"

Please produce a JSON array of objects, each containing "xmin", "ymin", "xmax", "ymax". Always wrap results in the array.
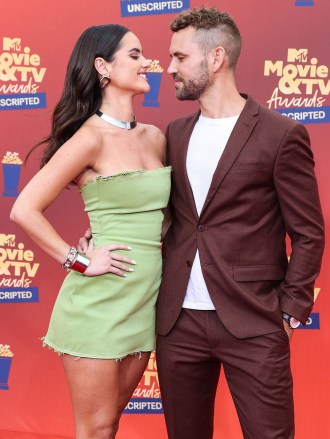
[
  {"xmin": 287, "ymin": 49, "xmax": 308, "ymax": 63},
  {"xmin": 3, "ymin": 38, "xmax": 21, "ymax": 51},
  {"xmin": 0, "ymin": 234, "xmax": 16, "ymax": 247}
]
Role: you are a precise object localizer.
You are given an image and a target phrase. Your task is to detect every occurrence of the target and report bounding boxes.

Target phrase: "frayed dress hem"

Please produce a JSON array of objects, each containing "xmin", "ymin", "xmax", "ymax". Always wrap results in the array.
[{"xmin": 41, "ymin": 337, "xmax": 154, "ymax": 361}]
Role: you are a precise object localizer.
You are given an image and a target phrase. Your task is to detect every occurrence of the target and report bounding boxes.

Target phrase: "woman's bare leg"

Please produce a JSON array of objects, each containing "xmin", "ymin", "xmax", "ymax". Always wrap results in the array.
[
  {"xmin": 118, "ymin": 352, "xmax": 150, "ymax": 412},
  {"xmin": 61, "ymin": 352, "xmax": 150, "ymax": 439},
  {"xmin": 62, "ymin": 355, "xmax": 120, "ymax": 439}
]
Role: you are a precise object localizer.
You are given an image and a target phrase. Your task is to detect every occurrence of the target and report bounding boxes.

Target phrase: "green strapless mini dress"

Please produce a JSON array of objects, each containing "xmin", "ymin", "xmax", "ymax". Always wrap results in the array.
[{"xmin": 42, "ymin": 167, "xmax": 171, "ymax": 359}]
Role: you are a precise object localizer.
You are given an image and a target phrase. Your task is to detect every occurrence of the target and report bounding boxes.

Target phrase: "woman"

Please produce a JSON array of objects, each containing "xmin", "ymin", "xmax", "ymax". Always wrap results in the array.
[{"xmin": 10, "ymin": 24, "xmax": 171, "ymax": 439}]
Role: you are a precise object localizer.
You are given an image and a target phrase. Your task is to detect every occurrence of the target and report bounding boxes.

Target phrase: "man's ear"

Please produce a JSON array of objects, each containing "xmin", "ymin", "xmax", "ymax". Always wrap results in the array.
[{"xmin": 212, "ymin": 46, "xmax": 226, "ymax": 71}]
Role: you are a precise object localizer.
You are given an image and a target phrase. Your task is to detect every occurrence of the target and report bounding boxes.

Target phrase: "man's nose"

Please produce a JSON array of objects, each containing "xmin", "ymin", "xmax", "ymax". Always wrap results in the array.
[{"xmin": 167, "ymin": 59, "xmax": 177, "ymax": 74}]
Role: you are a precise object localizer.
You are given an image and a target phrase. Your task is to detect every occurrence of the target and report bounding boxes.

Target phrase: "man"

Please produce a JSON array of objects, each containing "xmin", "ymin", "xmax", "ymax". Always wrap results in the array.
[{"xmin": 155, "ymin": 7, "xmax": 324, "ymax": 439}]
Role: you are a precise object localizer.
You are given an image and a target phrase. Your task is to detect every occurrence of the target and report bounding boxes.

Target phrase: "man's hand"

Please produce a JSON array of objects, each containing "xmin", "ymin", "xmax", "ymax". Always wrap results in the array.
[{"xmin": 283, "ymin": 319, "xmax": 294, "ymax": 341}]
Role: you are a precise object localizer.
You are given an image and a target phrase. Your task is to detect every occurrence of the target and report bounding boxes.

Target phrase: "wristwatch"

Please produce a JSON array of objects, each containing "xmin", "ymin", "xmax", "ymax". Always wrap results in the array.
[{"xmin": 282, "ymin": 312, "xmax": 300, "ymax": 329}]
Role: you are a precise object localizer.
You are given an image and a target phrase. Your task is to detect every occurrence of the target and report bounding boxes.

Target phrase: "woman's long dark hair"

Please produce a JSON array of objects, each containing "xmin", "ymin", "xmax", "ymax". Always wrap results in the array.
[{"xmin": 29, "ymin": 24, "xmax": 130, "ymax": 168}]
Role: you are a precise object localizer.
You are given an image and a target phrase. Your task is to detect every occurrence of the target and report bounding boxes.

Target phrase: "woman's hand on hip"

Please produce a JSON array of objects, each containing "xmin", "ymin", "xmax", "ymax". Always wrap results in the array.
[{"xmin": 83, "ymin": 240, "xmax": 136, "ymax": 277}]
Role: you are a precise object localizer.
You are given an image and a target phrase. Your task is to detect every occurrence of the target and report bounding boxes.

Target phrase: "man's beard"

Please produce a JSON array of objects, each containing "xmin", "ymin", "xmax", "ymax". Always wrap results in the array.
[{"xmin": 173, "ymin": 59, "xmax": 210, "ymax": 101}]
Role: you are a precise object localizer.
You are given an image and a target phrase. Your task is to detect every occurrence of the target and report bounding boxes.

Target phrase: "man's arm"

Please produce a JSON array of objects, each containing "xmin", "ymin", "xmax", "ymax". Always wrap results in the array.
[{"xmin": 274, "ymin": 122, "xmax": 325, "ymax": 324}]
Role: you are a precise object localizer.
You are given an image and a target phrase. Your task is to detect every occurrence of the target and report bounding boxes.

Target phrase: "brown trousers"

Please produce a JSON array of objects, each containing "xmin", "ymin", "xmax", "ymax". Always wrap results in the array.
[{"xmin": 156, "ymin": 309, "xmax": 294, "ymax": 439}]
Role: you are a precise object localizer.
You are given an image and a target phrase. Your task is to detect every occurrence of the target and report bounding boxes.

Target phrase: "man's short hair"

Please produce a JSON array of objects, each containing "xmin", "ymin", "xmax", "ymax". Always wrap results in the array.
[{"xmin": 170, "ymin": 7, "xmax": 242, "ymax": 69}]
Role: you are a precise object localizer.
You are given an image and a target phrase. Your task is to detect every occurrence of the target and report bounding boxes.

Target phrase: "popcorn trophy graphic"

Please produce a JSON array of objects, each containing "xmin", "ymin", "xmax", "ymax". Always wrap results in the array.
[
  {"xmin": 143, "ymin": 60, "xmax": 163, "ymax": 108},
  {"xmin": 0, "ymin": 345, "xmax": 14, "ymax": 390},
  {"xmin": 1, "ymin": 151, "xmax": 23, "ymax": 197}
]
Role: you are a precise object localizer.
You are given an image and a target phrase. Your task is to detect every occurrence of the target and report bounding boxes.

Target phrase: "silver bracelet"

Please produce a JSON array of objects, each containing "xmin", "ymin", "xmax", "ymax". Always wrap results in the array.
[
  {"xmin": 61, "ymin": 246, "xmax": 78, "ymax": 270},
  {"xmin": 71, "ymin": 252, "xmax": 91, "ymax": 273}
]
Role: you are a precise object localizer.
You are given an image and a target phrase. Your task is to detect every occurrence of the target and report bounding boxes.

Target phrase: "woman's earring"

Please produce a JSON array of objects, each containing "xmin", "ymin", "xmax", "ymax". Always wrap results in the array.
[{"xmin": 99, "ymin": 74, "xmax": 110, "ymax": 89}]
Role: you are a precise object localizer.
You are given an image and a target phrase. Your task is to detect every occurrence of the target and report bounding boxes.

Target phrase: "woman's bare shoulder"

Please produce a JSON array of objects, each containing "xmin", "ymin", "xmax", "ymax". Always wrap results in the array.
[
  {"xmin": 140, "ymin": 123, "xmax": 165, "ymax": 141},
  {"xmin": 72, "ymin": 117, "xmax": 104, "ymax": 151}
]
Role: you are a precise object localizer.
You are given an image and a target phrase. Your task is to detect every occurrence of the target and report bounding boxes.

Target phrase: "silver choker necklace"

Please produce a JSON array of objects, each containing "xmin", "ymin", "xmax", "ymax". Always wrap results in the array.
[{"xmin": 96, "ymin": 110, "xmax": 137, "ymax": 130}]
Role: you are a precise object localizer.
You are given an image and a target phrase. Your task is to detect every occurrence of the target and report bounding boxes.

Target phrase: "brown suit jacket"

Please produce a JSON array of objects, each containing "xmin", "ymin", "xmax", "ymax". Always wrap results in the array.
[{"xmin": 156, "ymin": 95, "xmax": 325, "ymax": 338}]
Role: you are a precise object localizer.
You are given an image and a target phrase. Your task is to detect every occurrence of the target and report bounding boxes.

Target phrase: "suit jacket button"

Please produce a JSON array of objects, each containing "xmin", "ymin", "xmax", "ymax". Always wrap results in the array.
[
  {"xmin": 186, "ymin": 260, "xmax": 193, "ymax": 267},
  {"xmin": 197, "ymin": 225, "xmax": 205, "ymax": 232}
]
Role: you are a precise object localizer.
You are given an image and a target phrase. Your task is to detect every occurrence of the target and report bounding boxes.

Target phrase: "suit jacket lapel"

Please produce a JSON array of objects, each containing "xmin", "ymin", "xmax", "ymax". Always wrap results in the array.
[
  {"xmin": 200, "ymin": 96, "xmax": 260, "ymax": 218},
  {"xmin": 176, "ymin": 111, "xmax": 200, "ymax": 219}
]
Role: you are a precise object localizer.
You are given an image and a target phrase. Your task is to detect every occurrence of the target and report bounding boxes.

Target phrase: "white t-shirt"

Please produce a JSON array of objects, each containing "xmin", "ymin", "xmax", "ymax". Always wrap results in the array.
[{"xmin": 183, "ymin": 113, "xmax": 239, "ymax": 310}]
